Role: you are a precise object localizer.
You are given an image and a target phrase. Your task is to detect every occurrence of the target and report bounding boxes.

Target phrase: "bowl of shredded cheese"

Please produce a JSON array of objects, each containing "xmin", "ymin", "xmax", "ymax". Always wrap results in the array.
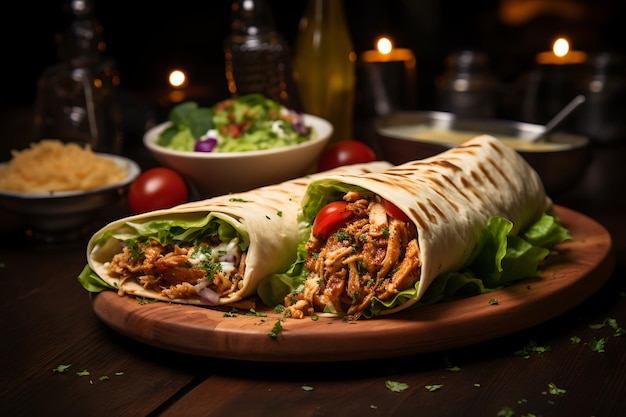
[{"xmin": 0, "ymin": 140, "xmax": 140, "ymax": 239}]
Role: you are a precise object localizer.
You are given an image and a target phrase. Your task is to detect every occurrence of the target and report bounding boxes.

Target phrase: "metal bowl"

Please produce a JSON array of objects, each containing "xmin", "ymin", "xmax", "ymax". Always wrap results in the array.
[
  {"xmin": 0, "ymin": 154, "xmax": 140, "ymax": 241},
  {"xmin": 375, "ymin": 111, "xmax": 592, "ymax": 195}
]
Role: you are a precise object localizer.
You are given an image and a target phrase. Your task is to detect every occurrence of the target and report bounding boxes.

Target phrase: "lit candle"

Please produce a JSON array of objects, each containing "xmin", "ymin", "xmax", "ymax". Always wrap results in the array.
[
  {"xmin": 361, "ymin": 37, "xmax": 416, "ymax": 65},
  {"xmin": 358, "ymin": 37, "xmax": 417, "ymax": 116},
  {"xmin": 168, "ymin": 69, "xmax": 188, "ymax": 103},
  {"xmin": 536, "ymin": 38, "xmax": 587, "ymax": 65}
]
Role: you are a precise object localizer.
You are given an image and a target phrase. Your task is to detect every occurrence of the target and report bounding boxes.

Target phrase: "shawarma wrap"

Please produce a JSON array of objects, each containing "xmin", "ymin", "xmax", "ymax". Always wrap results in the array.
[
  {"xmin": 258, "ymin": 135, "xmax": 571, "ymax": 319},
  {"xmin": 78, "ymin": 161, "xmax": 393, "ymax": 306}
]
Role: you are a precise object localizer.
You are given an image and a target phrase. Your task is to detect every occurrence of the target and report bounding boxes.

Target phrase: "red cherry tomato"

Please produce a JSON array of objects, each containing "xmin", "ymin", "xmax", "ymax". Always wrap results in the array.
[
  {"xmin": 128, "ymin": 167, "xmax": 189, "ymax": 214},
  {"xmin": 312, "ymin": 201, "xmax": 354, "ymax": 239},
  {"xmin": 380, "ymin": 198, "xmax": 411, "ymax": 222},
  {"xmin": 318, "ymin": 140, "xmax": 376, "ymax": 172}
]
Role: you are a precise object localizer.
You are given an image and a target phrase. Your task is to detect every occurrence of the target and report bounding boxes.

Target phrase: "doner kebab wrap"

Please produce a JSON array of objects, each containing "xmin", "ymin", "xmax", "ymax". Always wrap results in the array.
[
  {"xmin": 78, "ymin": 161, "xmax": 393, "ymax": 306},
  {"xmin": 258, "ymin": 135, "xmax": 571, "ymax": 319}
]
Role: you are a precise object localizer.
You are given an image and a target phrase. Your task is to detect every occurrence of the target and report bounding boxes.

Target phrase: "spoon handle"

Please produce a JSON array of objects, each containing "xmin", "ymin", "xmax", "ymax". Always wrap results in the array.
[{"xmin": 533, "ymin": 94, "xmax": 586, "ymax": 142}]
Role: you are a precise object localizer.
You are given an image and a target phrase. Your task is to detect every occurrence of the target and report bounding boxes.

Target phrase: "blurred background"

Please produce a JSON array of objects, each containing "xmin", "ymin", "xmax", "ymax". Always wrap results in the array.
[{"xmin": 2, "ymin": 0, "xmax": 626, "ymax": 157}]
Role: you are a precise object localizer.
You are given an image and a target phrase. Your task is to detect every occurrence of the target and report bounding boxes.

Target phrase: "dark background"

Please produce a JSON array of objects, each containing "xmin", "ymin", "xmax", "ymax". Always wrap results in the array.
[{"xmin": 2, "ymin": 0, "xmax": 626, "ymax": 133}]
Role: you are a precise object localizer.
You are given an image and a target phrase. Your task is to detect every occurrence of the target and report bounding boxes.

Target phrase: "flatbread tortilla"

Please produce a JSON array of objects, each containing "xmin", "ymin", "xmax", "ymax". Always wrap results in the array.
[
  {"xmin": 261, "ymin": 135, "xmax": 560, "ymax": 319},
  {"xmin": 81, "ymin": 161, "xmax": 393, "ymax": 306}
]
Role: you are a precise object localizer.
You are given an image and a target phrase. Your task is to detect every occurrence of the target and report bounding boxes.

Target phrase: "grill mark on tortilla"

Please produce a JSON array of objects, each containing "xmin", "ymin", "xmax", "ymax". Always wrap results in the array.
[
  {"xmin": 423, "ymin": 177, "xmax": 461, "ymax": 212},
  {"xmin": 416, "ymin": 201, "xmax": 438, "ymax": 224},
  {"xmin": 477, "ymin": 162, "xmax": 498, "ymax": 188},
  {"xmin": 440, "ymin": 174, "xmax": 471, "ymax": 204},
  {"xmin": 426, "ymin": 198, "xmax": 445, "ymax": 219},
  {"xmin": 460, "ymin": 176, "xmax": 484, "ymax": 200},
  {"xmin": 485, "ymin": 156, "xmax": 514, "ymax": 188},
  {"xmin": 427, "ymin": 160, "xmax": 463, "ymax": 172},
  {"xmin": 412, "ymin": 208, "xmax": 430, "ymax": 232},
  {"xmin": 470, "ymin": 169, "xmax": 484, "ymax": 186}
]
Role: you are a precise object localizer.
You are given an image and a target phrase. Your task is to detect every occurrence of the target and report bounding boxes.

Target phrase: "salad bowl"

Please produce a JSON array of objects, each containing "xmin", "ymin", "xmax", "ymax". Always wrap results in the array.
[{"xmin": 144, "ymin": 113, "xmax": 333, "ymax": 198}]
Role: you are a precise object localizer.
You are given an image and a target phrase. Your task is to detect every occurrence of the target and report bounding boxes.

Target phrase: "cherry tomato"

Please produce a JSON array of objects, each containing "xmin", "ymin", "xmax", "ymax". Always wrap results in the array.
[
  {"xmin": 312, "ymin": 201, "xmax": 354, "ymax": 239},
  {"xmin": 380, "ymin": 197, "xmax": 411, "ymax": 222},
  {"xmin": 318, "ymin": 140, "xmax": 376, "ymax": 172},
  {"xmin": 128, "ymin": 167, "xmax": 189, "ymax": 214}
]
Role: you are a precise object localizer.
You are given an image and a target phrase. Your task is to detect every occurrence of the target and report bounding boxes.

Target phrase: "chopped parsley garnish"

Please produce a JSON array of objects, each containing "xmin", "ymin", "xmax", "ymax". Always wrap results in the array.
[
  {"xmin": 514, "ymin": 340, "xmax": 551, "ymax": 359},
  {"xmin": 268, "ymin": 320, "xmax": 283, "ymax": 339},
  {"xmin": 245, "ymin": 308, "xmax": 267, "ymax": 317},
  {"xmin": 336, "ymin": 231, "xmax": 351, "ymax": 242},
  {"xmin": 385, "ymin": 380, "xmax": 409, "ymax": 392},
  {"xmin": 52, "ymin": 364, "xmax": 71, "ymax": 373},
  {"xmin": 546, "ymin": 382, "xmax": 567, "ymax": 395},
  {"xmin": 125, "ymin": 239, "xmax": 143, "ymax": 260},
  {"xmin": 190, "ymin": 246, "xmax": 222, "ymax": 280}
]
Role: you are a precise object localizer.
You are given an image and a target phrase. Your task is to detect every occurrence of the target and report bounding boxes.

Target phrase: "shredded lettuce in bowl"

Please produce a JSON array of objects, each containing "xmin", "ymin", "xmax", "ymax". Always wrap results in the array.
[{"xmin": 156, "ymin": 94, "xmax": 315, "ymax": 153}]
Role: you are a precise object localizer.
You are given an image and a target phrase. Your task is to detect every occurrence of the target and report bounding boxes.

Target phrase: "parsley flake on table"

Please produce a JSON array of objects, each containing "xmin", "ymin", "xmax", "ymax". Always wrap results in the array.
[
  {"xmin": 547, "ymin": 382, "xmax": 567, "ymax": 395},
  {"xmin": 496, "ymin": 406, "xmax": 515, "ymax": 417},
  {"xmin": 385, "ymin": 380, "xmax": 409, "ymax": 392},
  {"xmin": 425, "ymin": 384, "xmax": 443, "ymax": 392},
  {"xmin": 301, "ymin": 385, "xmax": 314, "ymax": 391},
  {"xmin": 76, "ymin": 369, "xmax": 90, "ymax": 377},
  {"xmin": 514, "ymin": 340, "xmax": 551, "ymax": 359},
  {"xmin": 590, "ymin": 317, "xmax": 625, "ymax": 336},
  {"xmin": 589, "ymin": 337, "xmax": 607, "ymax": 352},
  {"xmin": 52, "ymin": 364, "xmax": 71, "ymax": 373}
]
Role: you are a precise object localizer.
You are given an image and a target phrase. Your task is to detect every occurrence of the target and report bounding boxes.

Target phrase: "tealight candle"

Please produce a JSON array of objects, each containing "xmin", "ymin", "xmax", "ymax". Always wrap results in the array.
[
  {"xmin": 357, "ymin": 37, "xmax": 417, "ymax": 116},
  {"xmin": 536, "ymin": 37, "xmax": 588, "ymax": 65},
  {"xmin": 523, "ymin": 37, "xmax": 587, "ymax": 125}
]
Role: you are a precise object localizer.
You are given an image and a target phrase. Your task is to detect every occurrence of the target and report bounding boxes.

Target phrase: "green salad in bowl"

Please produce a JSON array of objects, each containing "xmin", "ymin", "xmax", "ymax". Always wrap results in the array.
[{"xmin": 157, "ymin": 94, "xmax": 315, "ymax": 153}]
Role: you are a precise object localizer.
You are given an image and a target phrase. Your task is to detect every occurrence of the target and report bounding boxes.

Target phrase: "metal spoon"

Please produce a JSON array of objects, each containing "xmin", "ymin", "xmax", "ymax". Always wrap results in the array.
[{"xmin": 531, "ymin": 94, "xmax": 586, "ymax": 142}]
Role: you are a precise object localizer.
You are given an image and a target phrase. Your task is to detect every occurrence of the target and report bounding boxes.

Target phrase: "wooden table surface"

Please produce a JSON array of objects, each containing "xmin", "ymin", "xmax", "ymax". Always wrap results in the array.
[{"xmin": 1, "ymin": 107, "xmax": 625, "ymax": 417}]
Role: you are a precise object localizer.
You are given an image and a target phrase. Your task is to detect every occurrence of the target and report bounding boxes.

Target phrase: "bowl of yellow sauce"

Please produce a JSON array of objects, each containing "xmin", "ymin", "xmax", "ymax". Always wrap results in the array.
[{"xmin": 375, "ymin": 111, "xmax": 591, "ymax": 195}]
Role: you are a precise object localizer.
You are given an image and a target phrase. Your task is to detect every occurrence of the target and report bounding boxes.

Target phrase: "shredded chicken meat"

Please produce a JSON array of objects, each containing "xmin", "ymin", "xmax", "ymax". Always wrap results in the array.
[
  {"xmin": 285, "ymin": 191, "xmax": 421, "ymax": 319},
  {"xmin": 107, "ymin": 237, "xmax": 245, "ymax": 303}
]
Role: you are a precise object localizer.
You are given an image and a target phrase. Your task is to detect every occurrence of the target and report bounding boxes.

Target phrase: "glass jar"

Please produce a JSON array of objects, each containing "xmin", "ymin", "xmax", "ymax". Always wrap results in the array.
[{"xmin": 224, "ymin": 0, "xmax": 301, "ymax": 110}]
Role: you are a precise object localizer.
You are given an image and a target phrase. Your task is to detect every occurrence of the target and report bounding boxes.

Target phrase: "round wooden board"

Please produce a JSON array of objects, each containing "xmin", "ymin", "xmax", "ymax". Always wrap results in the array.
[{"xmin": 91, "ymin": 205, "xmax": 615, "ymax": 362}]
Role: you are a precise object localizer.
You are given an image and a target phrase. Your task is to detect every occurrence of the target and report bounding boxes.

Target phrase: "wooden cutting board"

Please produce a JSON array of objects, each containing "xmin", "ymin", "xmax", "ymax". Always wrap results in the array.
[{"xmin": 91, "ymin": 205, "xmax": 615, "ymax": 362}]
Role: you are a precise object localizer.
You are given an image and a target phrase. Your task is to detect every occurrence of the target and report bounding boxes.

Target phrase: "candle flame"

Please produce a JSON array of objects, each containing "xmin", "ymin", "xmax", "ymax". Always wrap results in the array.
[
  {"xmin": 376, "ymin": 37, "xmax": 393, "ymax": 55},
  {"xmin": 552, "ymin": 38, "xmax": 570, "ymax": 57},
  {"xmin": 169, "ymin": 70, "xmax": 187, "ymax": 88}
]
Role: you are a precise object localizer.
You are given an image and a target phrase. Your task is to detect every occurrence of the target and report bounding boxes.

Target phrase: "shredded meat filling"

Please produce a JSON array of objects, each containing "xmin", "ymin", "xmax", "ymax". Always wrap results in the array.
[
  {"xmin": 107, "ymin": 238, "xmax": 245, "ymax": 302},
  {"xmin": 286, "ymin": 192, "xmax": 421, "ymax": 319}
]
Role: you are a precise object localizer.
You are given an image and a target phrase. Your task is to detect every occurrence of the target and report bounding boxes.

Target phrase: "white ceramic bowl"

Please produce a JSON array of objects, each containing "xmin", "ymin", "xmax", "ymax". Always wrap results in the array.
[
  {"xmin": 0, "ymin": 154, "xmax": 140, "ymax": 239},
  {"xmin": 143, "ymin": 114, "xmax": 333, "ymax": 197}
]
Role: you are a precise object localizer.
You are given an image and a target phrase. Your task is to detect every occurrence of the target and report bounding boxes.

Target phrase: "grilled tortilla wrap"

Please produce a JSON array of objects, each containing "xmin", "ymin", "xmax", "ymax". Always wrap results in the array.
[
  {"xmin": 79, "ymin": 161, "xmax": 393, "ymax": 306},
  {"xmin": 258, "ymin": 135, "xmax": 569, "ymax": 319}
]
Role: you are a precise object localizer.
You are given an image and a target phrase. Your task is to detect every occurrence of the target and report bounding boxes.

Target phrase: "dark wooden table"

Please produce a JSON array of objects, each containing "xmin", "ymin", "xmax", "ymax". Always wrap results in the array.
[{"xmin": 1, "ymin": 107, "xmax": 625, "ymax": 417}]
